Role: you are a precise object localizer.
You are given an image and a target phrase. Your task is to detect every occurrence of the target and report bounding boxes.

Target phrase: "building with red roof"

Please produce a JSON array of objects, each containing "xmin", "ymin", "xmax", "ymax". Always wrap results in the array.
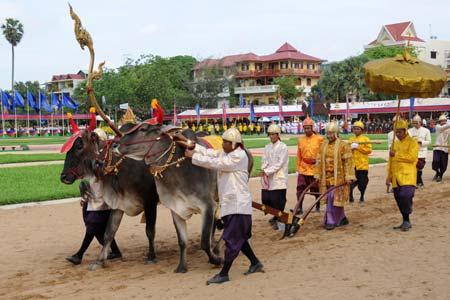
[
  {"xmin": 43, "ymin": 70, "xmax": 87, "ymax": 97},
  {"xmin": 193, "ymin": 42, "xmax": 325, "ymax": 105},
  {"xmin": 365, "ymin": 21, "xmax": 425, "ymax": 49}
]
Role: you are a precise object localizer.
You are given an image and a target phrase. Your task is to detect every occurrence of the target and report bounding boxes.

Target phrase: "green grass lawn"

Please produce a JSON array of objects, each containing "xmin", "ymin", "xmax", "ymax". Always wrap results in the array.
[
  {"xmin": 0, "ymin": 136, "xmax": 68, "ymax": 146},
  {"xmin": 0, "ymin": 153, "xmax": 65, "ymax": 164},
  {"xmin": 0, "ymin": 165, "xmax": 79, "ymax": 205}
]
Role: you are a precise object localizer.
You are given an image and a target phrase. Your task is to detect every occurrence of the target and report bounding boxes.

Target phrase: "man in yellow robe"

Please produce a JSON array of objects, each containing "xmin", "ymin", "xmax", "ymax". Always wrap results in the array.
[
  {"xmin": 348, "ymin": 120, "xmax": 372, "ymax": 203},
  {"xmin": 386, "ymin": 118, "xmax": 419, "ymax": 231},
  {"xmin": 314, "ymin": 121, "xmax": 355, "ymax": 230},
  {"xmin": 296, "ymin": 117, "xmax": 323, "ymax": 213}
]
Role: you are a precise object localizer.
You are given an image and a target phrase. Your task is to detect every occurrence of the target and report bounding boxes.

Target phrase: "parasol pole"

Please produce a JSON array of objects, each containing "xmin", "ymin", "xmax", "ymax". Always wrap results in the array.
[{"xmin": 386, "ymin": 96, "xmax": 401, "ymax": 193}]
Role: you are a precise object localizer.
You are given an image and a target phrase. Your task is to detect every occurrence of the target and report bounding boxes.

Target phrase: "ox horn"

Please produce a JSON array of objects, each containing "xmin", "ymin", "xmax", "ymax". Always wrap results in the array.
[
  {"xmin": 68, "ymin": 3, "xmax": 122, "ymax": 137},
  {"xmin": 67, "ymin": 112, "xmax": 80, "ymax": 133}
]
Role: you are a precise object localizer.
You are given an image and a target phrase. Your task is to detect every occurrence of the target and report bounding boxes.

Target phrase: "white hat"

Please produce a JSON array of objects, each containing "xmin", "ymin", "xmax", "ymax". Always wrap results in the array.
[
  {"xmin": 267, "ymin": 124, "xmax": 281, "ymax": 134},
  {"xmin": 222, "ymin": 128, "xmax": 242, "ymax": 148},
  {"xmin": 439, "ymin": 114, "xmax": 447, "ymax": 122},
  {"xmin": 412, "ymin": 114, "xmax": 421, "ymax": 122}
]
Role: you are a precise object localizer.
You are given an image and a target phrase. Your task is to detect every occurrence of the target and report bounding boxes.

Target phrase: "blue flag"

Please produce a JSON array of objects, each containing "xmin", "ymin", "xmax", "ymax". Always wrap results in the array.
[
  {"xmin": 310, "ymin": 97, "xmax": 314, "ymax": 118},
  {"xmin": 250, "ymin": 102, "xmax": 255, "ymax": 122},
  {"xmin": 27, "ymin": 91, "xmax": 40, "ymax": 112},
  {"xmin": 410, "ymin": 97, "xmax": 415, "ymax": 118},
  {"xmin": 195, "ymin": 103, "xmax": 200, "ymax": 117},
  {"xmin": 62, "ymin": 93, "xmax": 79, "ymax": 110},
  {"xmin": 1, "ymin": 91, "xmax": 12, "ymax": 111},
  {"xmin": 39, "ymin": 91, "xmax": 52, "ymax": 113},
  {"xmin": 239, "ymin": 94, "xmax": 244, "ymax": 108},
  {"xmin": 13, "ymin": 91, "xmax": 25, "ymax": 109},
  {"xmin": 51, "ymin": 93, "xmax": 62, "ymax": 110}
]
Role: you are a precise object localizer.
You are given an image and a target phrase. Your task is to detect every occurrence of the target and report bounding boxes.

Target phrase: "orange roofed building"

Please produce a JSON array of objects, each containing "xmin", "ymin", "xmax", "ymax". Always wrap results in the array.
[{"xmin": 193, "ymin": 42, "xmax": 326, "ymax": 105}]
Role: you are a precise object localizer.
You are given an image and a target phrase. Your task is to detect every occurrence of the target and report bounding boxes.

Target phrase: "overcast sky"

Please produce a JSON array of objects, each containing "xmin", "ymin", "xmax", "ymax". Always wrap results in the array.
[{"xmin": 1, "ymin": 0, "xmax": 449, "ymax": 90}]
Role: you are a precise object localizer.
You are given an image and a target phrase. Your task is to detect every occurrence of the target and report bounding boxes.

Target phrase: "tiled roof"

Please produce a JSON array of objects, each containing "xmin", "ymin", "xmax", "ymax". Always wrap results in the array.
[
  {"xmin": 51, "ymin": 74, "xmax": 85, "ymax": 81},
  {"xmin": 369, "ymin": 21, "xmax": 425, "ymax": 45},
  {"xmin": 193, "ymin": 42, "xmax": 325, "ymax": 70}
]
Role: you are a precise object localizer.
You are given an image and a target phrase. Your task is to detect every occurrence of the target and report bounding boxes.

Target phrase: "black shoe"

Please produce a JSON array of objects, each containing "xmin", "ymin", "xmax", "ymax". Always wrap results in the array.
[
  {"xmin": 206, "ymin": 274, "xmax": 230, "ymax": 285},
  {"xmin": 325, "ymin": 224, "xmax": 336, "ymax": 230},
  {"xmin": 393, "ymin": 221, "xmax": 412, "ymax": 231},
  {"xmin": 244, "ymin": 261, "xmax": 264, "ymax": 275},
  {"xmin": 338, "ymin": 217, "xmax": 349, "ymax": 226},
  {"xmin": 359, "ymin": 197, "xmax": 365, "ymax": 203},
  {"xmin": 433, "ymin": 173, "xmax": 438, "ymax": 181},
  {"xmin": 296, "ymin": 208, "xmax": 303, "ymax": 215},
  {"xmin": 107, "ymin": 252, "xmax": 122, "ymax": 260},
  {"xmin": 271, "ymin": 222, "xmax": 279, "ymax": 230},
  {"xmin": 417, "ymin": 182, "xmax": 424, "ymax": 187},
  {"xmin": 315, "ymin": 207, "xmax": 320, "ymax": 213},
  {"xmin": 268, "ymin": 216, "xmax": 276, "ymax": 225},
  {"xmin": 415, "ymin": 185, "xmax": 419, "ymax": 189},
  {"xmin": 66, "ymin": 254, "xmax": 82, "ymax": 265},
  {"xmin": 436, "ymin": 176, "xmax": 442, "ymax": 182},
  {"xmin": 349, "ymin": 196, "xmax": 355, "ymax": 203}
]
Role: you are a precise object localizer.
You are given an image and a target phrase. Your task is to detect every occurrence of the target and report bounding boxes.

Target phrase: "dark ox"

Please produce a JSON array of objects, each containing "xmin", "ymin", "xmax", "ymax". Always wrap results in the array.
[
  {"xmin": 60, "ymin": 124, "xmax": 159, "ymax": 269},
  {"xmin": 114, "ymin": 124, "xmax": 228, "ymax": 273},
  {"xmin": 114, "ymin": 124, "xmax": 254, "ymax": 273}
]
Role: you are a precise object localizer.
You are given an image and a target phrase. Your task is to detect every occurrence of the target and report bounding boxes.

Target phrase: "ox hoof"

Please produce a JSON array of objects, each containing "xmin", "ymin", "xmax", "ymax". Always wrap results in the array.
[
  {"xmin": 174, "ymin": 265, "xmax": 188, "ymax": 273},
  {"xmin": 88, "ymin": 261, "xmax": 104, "ymax": 271}
]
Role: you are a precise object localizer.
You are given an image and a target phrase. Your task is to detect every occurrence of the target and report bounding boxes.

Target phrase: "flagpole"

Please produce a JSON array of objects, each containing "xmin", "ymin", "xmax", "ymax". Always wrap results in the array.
[
  {"xmin": 26, "ymin": 89, "xmax": 30, "ymax": 136},
  {"xmin": 38, "ymin": 91, "xmax": 42, "ymax": 135},
  {"xmin": 14, "ymin": 91, "xmax": 17, "ymax": 138},
  {"xmin": 0, "ymin": 90, "xmax": 5, "ymax": 139}
]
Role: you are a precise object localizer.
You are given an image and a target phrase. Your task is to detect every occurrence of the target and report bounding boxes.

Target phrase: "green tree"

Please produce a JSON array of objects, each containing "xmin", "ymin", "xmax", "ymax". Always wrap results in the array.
[
  {"xmin": 364, "ymin": 43, "xmax": 417, "ymax": 60},
  {"xmin": 190, "ymin": 64, "xmax": 230, "ymax": 108},
  {"xmin": 1, "ymin": 18, "xmax": 24, "ymax": 91},
  {"xmin": 274, "ymin": 76, "xmax": 301, "ymax": 104}
]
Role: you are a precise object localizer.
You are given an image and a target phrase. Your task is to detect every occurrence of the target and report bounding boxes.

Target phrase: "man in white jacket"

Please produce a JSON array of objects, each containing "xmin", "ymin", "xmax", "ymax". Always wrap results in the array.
[
  {"xmin": 261, "ymin": 124, "xmax": 289, "ymax": 230},
  {"xmin": 408, "ymin": 114, "xmax": 431, "ymax": 187},
  {"xmin": 185, "ymin": 128, "xmax": 263, "ymax": 285},
  {"xmin": 432, "ymin": 114, "xmax": 450, "ymax": 182}
]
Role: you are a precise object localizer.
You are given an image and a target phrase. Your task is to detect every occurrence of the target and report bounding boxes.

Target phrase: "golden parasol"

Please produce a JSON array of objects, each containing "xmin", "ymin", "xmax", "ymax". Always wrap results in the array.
[
  {"xmin": 364, "ymin": 48, "xmax": 447, "ymax": 99},
  {"xmin": 364, "ymin": 45, "xmax": 448, "ymax": 192}
]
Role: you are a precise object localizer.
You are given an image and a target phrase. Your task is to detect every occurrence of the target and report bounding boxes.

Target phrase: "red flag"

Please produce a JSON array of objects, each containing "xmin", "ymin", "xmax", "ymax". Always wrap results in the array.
[
  {"xmin": 222, "ymin": 102, "xmax": 227, "ymax": 124},
  {"xmin": 173, "ymin": 101, "xmax": 177, "ymax": 124},
  {"xmin": 277, "ymin": 90, "xmax": 283, "ymax": 122}
]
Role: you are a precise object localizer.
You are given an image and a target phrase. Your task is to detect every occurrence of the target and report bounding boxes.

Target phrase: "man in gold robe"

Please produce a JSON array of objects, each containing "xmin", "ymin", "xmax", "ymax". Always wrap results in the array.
[
  {"xmin": 386, "ymin": 118, "xmax": 419, "ymax": 231},
  {"xmin": 296, "ymin": 117, "xmax": 324, "ymax": 213},
  {"xmin": 348, "ymin": 120, "xmax": 372, "ymax": 203},
  {"xmin": 314, "ymin": 121, "xmax": 355, "ymax": 230}
]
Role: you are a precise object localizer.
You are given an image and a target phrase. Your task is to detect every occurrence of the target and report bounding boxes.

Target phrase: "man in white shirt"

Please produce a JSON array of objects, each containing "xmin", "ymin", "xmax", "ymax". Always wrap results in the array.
[
  {"xmin": 432, "ymin": 114, "xmax": 450, "ymax": 182},
  {"xmin": 408, "ymin": 114, "xmax": 431, "ymax": 187},
  {"xmin": 261, "ymin": 124, "xmax": 289, "ymax": 230},
  {"xmin": 185, "ymin": 128, "xmax": 263, "ymax": 285}
]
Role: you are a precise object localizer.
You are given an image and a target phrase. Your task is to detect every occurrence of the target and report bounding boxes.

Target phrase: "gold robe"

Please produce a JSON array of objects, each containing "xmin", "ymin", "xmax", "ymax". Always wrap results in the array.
[
  {"xmin": 348, "ymin": 135, "xmax": 372, "ymax": 171},
  {"xmin": 388, "ymin": 135, "xmax": 419, "ymax": 188},
  {"xmin": 314, "ymin": 138, "xmax": 355, "ymax": 207}
]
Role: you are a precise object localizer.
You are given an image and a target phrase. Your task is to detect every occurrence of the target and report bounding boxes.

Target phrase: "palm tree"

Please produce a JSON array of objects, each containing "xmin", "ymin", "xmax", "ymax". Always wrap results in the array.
[{"xmin": 1, "ymin": 18, "xmax": 24, "ymax": 91}]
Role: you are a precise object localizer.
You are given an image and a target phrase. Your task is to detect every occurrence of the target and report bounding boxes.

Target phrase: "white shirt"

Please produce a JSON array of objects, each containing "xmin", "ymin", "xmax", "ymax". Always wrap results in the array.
[
  {"xmin": 434, "ymin": 122, "xmax": 450, "ymax": 153},
  {"xmin": 408, "ymin": 126, "xmax": 431, "ymax": 158},
  {"xmin": 261, "ymin": 140, "xmax": 289, "ymax": 190},
  {"xmin": 192, "ymin": 145, "xmax": 252, "ymax": 217}
]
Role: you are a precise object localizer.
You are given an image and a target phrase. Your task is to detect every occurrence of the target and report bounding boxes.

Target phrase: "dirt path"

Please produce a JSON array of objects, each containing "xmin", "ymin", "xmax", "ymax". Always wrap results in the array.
[{"xmin": 1, "ymin": 162, "xmax": 449, "ymax": 300}]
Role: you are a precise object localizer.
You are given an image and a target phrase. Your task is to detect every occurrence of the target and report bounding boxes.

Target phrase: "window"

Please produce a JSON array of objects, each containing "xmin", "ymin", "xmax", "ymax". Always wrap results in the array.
[
  {"xmin": 280, "ymin": 61, "xmax": 288, "ymax": 69},
  {"xmin": 241, "ymin": 63, "xmax": 249, "ymax": 71},
  {"xmin": 255, "ymin": 63, "xmax": 263, "ymax": 71},
  {"xmin": 306, "ymin": 78, "xmax": 311, "ymax": 86},
  {"xmin": 291, "ymin": 62, "xmax": 302, "ymax": 69},
  {"xmin": 307, "ymin": 63, "xmax": 315, "ymax": 70},
  {"xmin": 431, "ymin": 51, "xmax": 437, "ymax": 59}
]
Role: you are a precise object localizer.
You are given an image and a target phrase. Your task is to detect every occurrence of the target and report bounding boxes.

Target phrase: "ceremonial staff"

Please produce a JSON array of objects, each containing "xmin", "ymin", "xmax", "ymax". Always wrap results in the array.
[{"xmin": 68, "ymin": 4, "xmax": 122, "ymax": 137}]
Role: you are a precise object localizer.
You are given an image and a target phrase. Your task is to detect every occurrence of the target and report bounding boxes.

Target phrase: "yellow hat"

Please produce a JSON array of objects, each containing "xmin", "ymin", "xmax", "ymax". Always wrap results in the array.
[
  {"xmin": 353, "ymin": 120, "xmax": 364, "ymax": 129},
  {"xmin": 394, "ymin": 118, "xmax": 408, "ymax": 130},
  {"xmin": 326, "ymin": 121, "xmax": 339, "ymax": 133}
]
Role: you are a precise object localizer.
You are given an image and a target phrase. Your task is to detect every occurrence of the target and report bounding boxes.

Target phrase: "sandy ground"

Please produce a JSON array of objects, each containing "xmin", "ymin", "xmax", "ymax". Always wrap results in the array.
[{"xmin": 1, "ymin": 157, "xmax": 450, "ymax": 300}]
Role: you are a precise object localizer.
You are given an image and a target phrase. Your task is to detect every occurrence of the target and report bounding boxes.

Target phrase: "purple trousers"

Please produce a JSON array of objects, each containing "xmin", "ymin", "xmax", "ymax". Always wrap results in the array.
[
  {"xmin": 432, "ymin": 150, "xmax": 448, "ymax": 175},
  {"xmin": 393, "ymin": 185, "xmax": 415, "ymax": 215},
  {"xmin": 323, "ymin": 189, "xmax": 346, "ymax": 226},
  {"xmin": 221, "ymin": 214, "xmax": 252, "ymax": 261}
]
